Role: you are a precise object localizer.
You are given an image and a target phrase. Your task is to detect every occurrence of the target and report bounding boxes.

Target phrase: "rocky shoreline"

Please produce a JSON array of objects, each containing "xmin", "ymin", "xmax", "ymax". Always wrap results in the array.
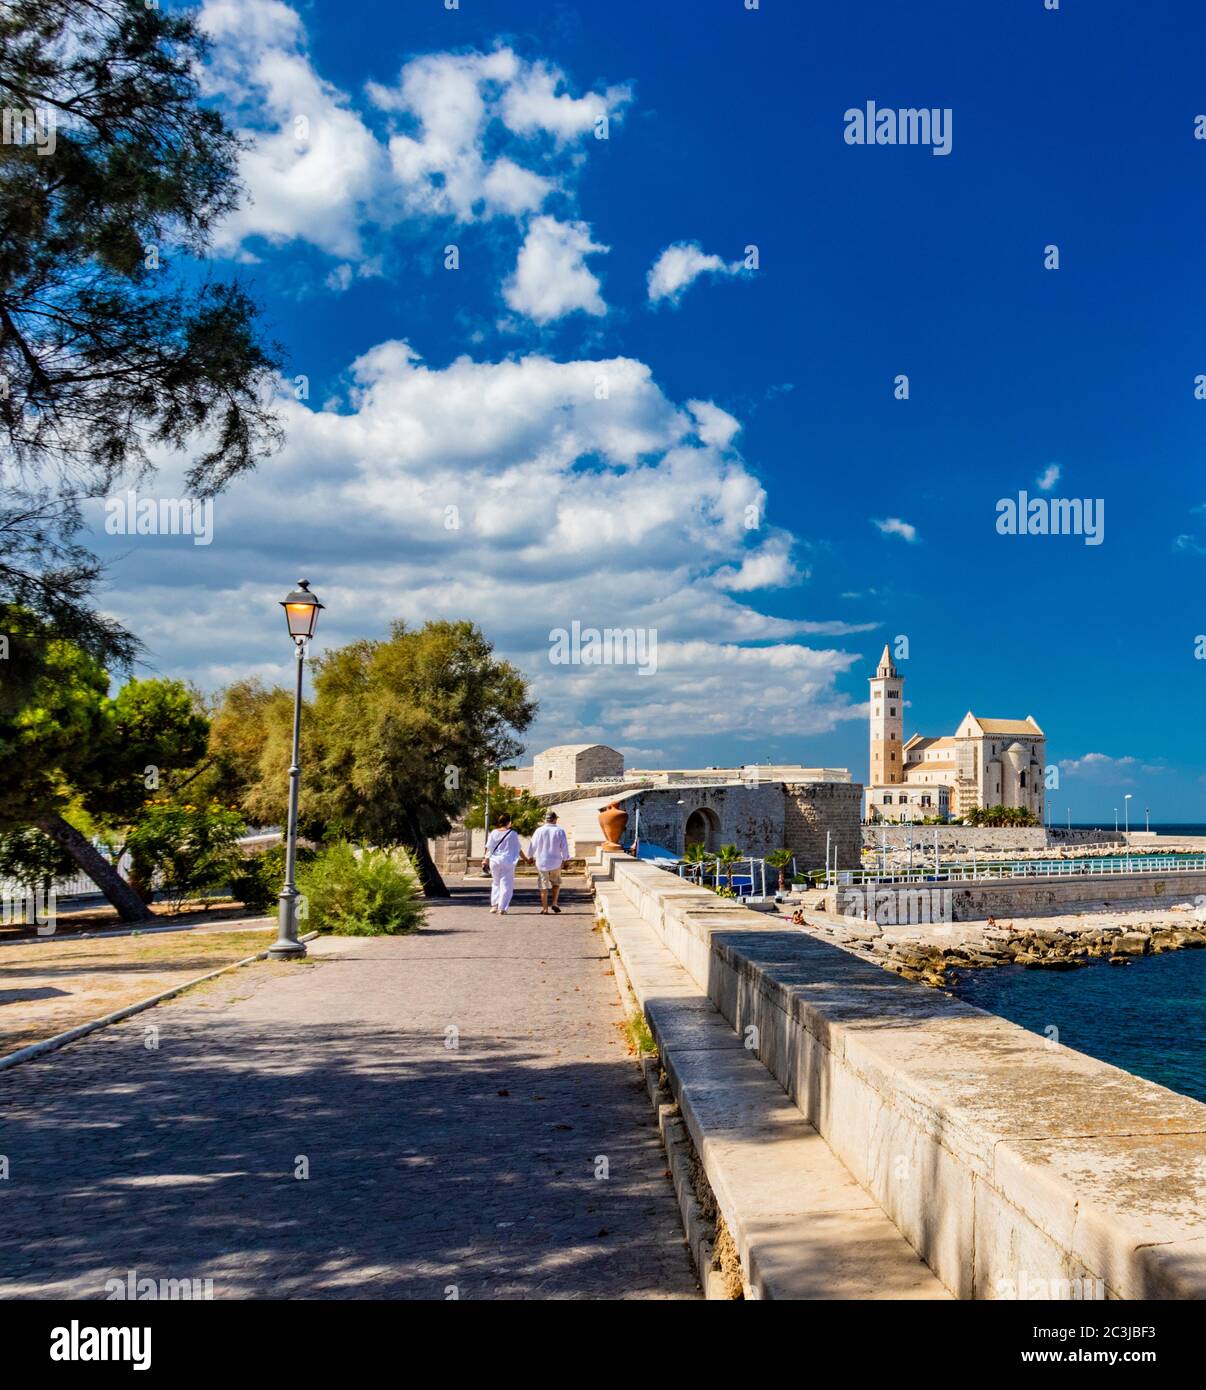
[{"xmin": 789, "ymin": 907, "xmax": 1206, "ymax": 989}]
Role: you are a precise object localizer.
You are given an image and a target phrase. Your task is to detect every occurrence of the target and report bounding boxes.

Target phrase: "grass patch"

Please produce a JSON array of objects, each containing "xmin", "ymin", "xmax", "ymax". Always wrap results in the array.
[{"xmin": 623, "ymin": 1010, "xmax": 656, "ymax": 1056}]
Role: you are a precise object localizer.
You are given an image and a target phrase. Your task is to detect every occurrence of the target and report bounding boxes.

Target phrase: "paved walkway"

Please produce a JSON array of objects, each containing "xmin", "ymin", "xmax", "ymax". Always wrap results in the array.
[{"xmin": 0, "ymin": 884, "xmax": 697, "ymax": 1299}]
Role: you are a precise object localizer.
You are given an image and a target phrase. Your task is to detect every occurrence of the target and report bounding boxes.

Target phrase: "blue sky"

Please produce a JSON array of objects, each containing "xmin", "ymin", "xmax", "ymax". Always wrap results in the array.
[{"xmin": 91, "ymin": 0, "xmax": 1206, "ymax": 821}]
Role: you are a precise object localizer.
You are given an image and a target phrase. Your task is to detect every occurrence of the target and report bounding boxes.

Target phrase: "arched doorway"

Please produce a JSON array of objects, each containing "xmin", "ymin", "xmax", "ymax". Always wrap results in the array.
[{"xmin": 684, "ymin": 806, "xmax": 721, "ymax": 854}]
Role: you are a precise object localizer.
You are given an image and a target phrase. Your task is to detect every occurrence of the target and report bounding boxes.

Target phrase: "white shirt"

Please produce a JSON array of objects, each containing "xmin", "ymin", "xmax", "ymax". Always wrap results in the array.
[
  {"xmin": 528, "ymin": 823, "xmax": 569, "ymax": 870},
  {"xmin": 486, "ymin": 827, "xmax": 521, "ymax": 865}
]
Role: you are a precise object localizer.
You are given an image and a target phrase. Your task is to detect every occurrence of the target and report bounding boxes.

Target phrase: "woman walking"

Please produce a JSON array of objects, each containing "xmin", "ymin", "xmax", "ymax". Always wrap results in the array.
[{"xmin": 485, "ymin": 812, "xmax": 524, "ymax": 914}]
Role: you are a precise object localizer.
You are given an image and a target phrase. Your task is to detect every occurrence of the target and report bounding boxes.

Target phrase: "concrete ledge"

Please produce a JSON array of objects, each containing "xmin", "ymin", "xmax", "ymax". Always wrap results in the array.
[
  {"xmin": 592, "ymin": 851, "xmax": 1206, "ymax": 1300},
  {"xmin": 598, "ymin": 883, "xmax": 947, "ymax": 1300}
]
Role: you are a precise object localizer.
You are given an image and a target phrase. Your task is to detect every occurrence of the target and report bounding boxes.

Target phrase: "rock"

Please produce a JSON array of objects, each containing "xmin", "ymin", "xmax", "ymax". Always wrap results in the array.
[
  {"xmin": 1107, "ymin": 956, "xmax": 1131, "ymax": 966},
  {"xmin": 1113, "ymin": 932, "xmax": 1150, "ymax": 956}
]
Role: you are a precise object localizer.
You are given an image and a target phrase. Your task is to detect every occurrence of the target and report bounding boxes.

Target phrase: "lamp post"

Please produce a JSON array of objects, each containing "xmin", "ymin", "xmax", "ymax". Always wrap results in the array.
[
  {"xmin": 271, "ymin": 579, "xmax": 324, "ymax": 960},
  {"xmin": 1124, "ymin": 793, "xmax": 1132, "ymax": 849}
]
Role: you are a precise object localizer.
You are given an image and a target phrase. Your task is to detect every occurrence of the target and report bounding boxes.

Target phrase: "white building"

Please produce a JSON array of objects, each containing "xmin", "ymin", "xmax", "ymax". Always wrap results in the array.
[{"xmin": 864, "ymin": 646, "xmax": 1046, "ymax": 823}]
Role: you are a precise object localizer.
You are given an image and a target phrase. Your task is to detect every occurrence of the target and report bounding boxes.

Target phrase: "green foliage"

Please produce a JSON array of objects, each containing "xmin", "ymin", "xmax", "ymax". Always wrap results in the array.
[
  {"xmin": 715, "ymin": 842, "xmax": 744, "ymax": 887},
  {"xmin": 462, "ymin": 771, "xmax": 545, "ymax": 836},
  {"xmin": 0, "ymin": 0, "xmax": 281, "ymax": 491},
  {"xmin": 964, "ymin": 805, "xmax": 1038, "ymax": 828},
  {"xmin": 0, "ymin": 606, "xmax": 210, "ymax": 835},
  {"xmin": 765, "ymin": 847, "xmax": 793, "ymax": 891},
  {"xmin": 0, "ymin": 0, "xmax": 281, "ymax": 664},
  {"xmin": 0, "ymin": 826, "xmax": 76, "ymax": 891},
  {"xmin": 296, "ymin": 842, "xmax": 425, "ymax": 936},
  {"xmin": 211, "ymin": 620, "xmax": 536, "ymax": 894},
  {"xmin": 123, "ymin": 798, "xmax": 245, "ymax": 912},
  {"xmin": 227, "ymin": 841, "xmax": 317, "ymax": 915}
]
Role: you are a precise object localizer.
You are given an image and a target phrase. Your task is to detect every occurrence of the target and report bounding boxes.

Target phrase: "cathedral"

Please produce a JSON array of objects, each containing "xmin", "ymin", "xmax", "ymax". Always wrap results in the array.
[{"xmin": 864, "ymin": 646, "xmax": 1046, "ymax": 823}]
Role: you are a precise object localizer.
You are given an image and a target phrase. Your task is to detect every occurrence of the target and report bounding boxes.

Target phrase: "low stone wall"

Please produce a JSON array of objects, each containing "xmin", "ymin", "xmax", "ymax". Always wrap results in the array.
[
  {"xmin": 592, "ymin": 851, "xmax": 1206, "ymax": 1299},
  {"xmin": 533, "ymin": 780, "xmax": 654, "ymax": 808},
  {"xmin": 862, "ymin": 826, "xmax": 1123, "ymax": 853},
  {"xmin": 823, "ymin": 869, "xmax": 1206, "ymax": 921}
]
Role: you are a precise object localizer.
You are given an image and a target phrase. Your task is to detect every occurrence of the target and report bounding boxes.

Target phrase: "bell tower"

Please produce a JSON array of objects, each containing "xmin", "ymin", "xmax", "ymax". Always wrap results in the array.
[{"xmin": 869, "ymin": 644, "xmax": 904, "ymax": 785}]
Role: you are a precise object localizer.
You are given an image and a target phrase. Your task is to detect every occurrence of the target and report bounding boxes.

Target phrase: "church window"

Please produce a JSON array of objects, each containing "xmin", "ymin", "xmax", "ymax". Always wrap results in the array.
[
  {"xmin": 883, "ymin": 794, "xmax": 893, "ymax": 804},
  {"xmin": 1020, "ymin": 771, "xmax": 1027, "ymax": 788},
  {"xmin": 889, "ymin": 707, "xmax": 896, "ymax": 716}
]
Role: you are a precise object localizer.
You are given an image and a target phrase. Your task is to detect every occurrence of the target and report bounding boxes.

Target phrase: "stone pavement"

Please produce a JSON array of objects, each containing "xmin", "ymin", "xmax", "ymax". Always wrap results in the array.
[{"xmin": 0, "ymin": 884, "xmax": 698, "ymax": 1300}]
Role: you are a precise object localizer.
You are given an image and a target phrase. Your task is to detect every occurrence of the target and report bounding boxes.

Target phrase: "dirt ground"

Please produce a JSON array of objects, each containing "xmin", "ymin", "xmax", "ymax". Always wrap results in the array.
[
  {"xmin": 0, "ymin": 926, "xmax": 278, "ymax": 1055},
  {"xmin": 0, "ymin": 898, "xmax": 264, "ymax": 944}
]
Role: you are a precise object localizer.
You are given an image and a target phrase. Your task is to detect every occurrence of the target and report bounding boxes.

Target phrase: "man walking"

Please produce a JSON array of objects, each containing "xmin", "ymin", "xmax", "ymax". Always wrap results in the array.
[{"xmin": 527, "ymin": 810, "xmax": 570, "ymax": 914}]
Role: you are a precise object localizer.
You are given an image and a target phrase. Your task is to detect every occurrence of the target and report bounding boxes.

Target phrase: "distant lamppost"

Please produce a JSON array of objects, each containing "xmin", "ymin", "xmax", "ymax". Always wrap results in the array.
[
  {"xmin": 271, "ymin": 579, "xmax": 324, "ymax": 960},
  {"xmin": 1124, "ymin": 793, "xmax": 1132, "ymax": 848},
  {"xmin": 1145, "ymin": 806, "xmax": 1150, "ymax": 833}
]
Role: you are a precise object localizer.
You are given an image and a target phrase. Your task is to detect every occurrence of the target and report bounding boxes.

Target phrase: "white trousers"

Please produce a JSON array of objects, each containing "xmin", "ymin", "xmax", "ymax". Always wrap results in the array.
[{"xmin": 490, "ymin": 859, "xmax": 516, "ymax": 912}]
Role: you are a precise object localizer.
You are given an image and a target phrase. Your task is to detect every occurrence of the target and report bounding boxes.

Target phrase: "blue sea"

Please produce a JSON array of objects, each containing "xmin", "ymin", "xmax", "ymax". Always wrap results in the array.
[{"xmin": 951, "ymin": 950, "xmax": 1206, "ymax": 1104}]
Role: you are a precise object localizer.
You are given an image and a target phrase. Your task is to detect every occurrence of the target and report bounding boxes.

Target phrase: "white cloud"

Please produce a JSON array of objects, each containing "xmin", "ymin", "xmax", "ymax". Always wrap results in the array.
[
  {"xmin": 873, "ymin": 517, "xmax": 918, "ymax": 543},
  {"xmin": 687, "ymin": 400, "xmax": 741, "ymax": 449},
  {"xmin": 498, "ymin": 61, "xmax": 630, "ymax": 140},
  {"xmin": 198, "ymin": 4, "xmax": 627, "ymax": 265},
  {"xmin": 502, "ymin": 217, "xmax": 608, "ymax": 324},
  {"xmin": 647, "ymin": 241, "xmax": 747, "ymax": 305},
  {"xmin": 91, "ymin": 342, "xmax": 867, "ymax": 753},
  {"xmin": 1059, "ymin": 753, "xmax": 1165, "ymax": 784},
  {"xmin": 199, "ymin": 0, "xmax": 385, "ymax": 259},
  {"xmin": 1037, "ymin": 462, "xmax": 1061, "ymax": 491}
]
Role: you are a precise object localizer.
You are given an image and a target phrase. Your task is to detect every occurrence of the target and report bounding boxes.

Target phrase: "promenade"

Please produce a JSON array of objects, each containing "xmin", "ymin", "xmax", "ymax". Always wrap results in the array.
[{"xmin": 0, "ymin": 885, "xmax": 697, "ymax": 1300}]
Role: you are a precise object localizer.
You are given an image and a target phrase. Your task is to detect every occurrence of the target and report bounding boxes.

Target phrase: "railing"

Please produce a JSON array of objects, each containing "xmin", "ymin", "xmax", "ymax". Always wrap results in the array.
[{"xmin": 827, "ymin": 854, "xmax": 1206, "ymax": 888}]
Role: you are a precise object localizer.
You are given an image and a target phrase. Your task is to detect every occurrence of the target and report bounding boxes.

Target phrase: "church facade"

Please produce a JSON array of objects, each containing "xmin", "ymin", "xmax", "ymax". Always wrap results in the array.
[{"xmin": 864, "ymin": 646, "xmax": 1046, "ymax": 823}]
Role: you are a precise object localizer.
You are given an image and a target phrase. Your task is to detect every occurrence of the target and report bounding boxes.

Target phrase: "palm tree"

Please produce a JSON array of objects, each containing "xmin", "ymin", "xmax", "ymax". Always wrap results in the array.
[
  {"xmin": 716, "ymin": 843, "xmax": 744, "ymax": 889},
  {"xmin": 683, "ymin": 842, "xmax": 710, "ymax": 884},
  {"xmin": 765, "ymin": 848, "xmax": 793, "ymax": 893}
]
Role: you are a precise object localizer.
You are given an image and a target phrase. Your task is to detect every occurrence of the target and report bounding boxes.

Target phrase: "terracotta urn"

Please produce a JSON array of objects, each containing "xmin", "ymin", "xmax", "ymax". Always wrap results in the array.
[{"xmin": 598, "ymin": 801, "xmax": 629, "ymax": 850}]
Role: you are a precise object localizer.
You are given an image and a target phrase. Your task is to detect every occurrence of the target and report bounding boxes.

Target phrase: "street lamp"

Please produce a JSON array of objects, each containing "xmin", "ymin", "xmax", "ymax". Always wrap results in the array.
[
  {"xmin": 271, "ymin": 579, "xmax": 324, "ymax": 959},
  {"xmin": 1124, "ymin": 792, "xmax": 1132, "ymax": 848}
]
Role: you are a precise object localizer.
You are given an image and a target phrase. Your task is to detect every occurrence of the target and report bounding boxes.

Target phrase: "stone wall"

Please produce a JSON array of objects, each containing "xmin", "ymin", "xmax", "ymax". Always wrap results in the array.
[
  {"xmin": 592, "ymin": 852, "xmax": 1206, "ymax": 1299},
  {"xmin": 428, "ymin": 819, "xmax": 471, "ymax": 877},
  {"xmin": 862, "ymin": 825, "xmax": 1123, "ymax": 853},
  {"xmin": 625, "ymin": 783, "xmax": 785, "ymax": 857},
  {"xmin": 822, "ymin": 868, "xmax": 1206, "ymax": 920},
  {"xmin": 785, "ymin": 782, "xmax": 862, "ymax": 870}
]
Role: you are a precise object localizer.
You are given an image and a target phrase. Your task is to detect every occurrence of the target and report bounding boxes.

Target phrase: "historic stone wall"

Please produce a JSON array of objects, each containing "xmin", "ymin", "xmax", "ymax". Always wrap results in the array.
[
  {"xmin": 785, "ymin": 782, "xmax": 862, "ymax": 870},
  {"xmin": 862, "ymin": 825, "xmax": 1124, "ymax": 853}
]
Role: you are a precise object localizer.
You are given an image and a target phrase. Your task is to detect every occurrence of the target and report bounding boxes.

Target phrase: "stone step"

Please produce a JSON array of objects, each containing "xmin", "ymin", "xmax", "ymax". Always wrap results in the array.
[{"xmin": 596, "ymin": 886, "xmax": 950, "ymax": 1301}]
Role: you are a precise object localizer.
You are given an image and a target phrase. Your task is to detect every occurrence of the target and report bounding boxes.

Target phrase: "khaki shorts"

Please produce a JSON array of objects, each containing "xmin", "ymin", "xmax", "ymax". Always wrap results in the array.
[{"xmin": 537, "ymin": 868, "xmax": 562, "ymax": 890}]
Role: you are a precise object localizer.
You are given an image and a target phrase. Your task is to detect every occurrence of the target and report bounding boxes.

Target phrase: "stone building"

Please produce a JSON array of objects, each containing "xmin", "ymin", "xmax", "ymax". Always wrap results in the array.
[
  {"xmin": 594, "ymin": 780, "xmax": 862, "ymax": 870},
  {"xmin": 864, "ymin": 645, "xmax": 1046, "ymax": 823},
  {"xmin": 527, "ymin": 744, "xmax": 625, "ymax": 795}
]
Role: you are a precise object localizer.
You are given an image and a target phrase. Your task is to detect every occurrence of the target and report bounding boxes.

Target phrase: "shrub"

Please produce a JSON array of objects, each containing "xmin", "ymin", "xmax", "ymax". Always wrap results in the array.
[
  {"xmin": 295, "ymin": 841, "xmax": 425, "ymax": 936},
  {"xmin": 228, "ymin": 841, "xmax": 317, "ymax": 914},
  {"xmin": 124, "ymin": 799, "xmax": 246, "ymax": 912}
]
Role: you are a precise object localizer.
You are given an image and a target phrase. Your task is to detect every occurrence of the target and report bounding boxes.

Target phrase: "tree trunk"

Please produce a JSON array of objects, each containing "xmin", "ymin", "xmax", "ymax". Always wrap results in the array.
[
  {"xmin": 35, "ymin": 813, "xmax": 152, "ymax": 923},
  {"xmin": 404, "ymin": 816, "xmax": 450, "ymax": 898}
]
